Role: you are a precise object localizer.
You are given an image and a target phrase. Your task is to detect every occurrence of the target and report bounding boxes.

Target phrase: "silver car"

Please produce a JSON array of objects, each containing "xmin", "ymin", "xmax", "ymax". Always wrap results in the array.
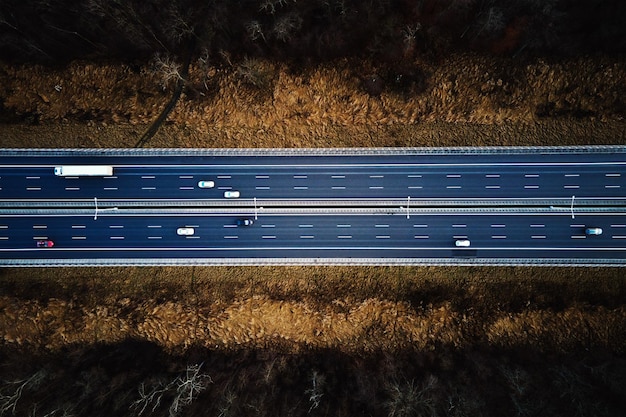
[
  {"xmin": 176, "ymin": 227, "xmax": 195, "ymax": 236},
  {"xmin": 197, "ymin": 180, "xmax": 215, "ymax": 189},
  {"xmin": 455, "ymin": 239, "xmax": 471, "ymax": 247},
  {"xmin": 224, "ymin": 190, "xmax": 240, "ymax": 198}
]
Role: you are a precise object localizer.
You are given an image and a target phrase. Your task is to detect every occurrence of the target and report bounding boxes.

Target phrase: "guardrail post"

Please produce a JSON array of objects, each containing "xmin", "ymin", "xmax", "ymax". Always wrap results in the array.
[
  {"xmin": 254, "ymin": 197, "xmax": 258, "ymax": 220},
  {"xmin": 406, "ymin": 196, "xmax": 410, "ymax": 219}
]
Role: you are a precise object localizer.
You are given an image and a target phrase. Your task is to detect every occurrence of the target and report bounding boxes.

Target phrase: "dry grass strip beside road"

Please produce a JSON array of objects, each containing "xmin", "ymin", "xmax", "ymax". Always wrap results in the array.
[
  {"xmin": 1, "ymin": 266, "xmax": 625, "ymax": 354},
  {"xmin": 1, "ymin": 296, "xmax": 625, "ymax": 354}
]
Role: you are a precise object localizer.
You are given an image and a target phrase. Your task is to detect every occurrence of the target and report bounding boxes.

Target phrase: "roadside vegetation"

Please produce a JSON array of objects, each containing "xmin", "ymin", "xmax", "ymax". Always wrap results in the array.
[{"xmin": 1, "ymin": 266, "xmax": 626, "ymax": 416}]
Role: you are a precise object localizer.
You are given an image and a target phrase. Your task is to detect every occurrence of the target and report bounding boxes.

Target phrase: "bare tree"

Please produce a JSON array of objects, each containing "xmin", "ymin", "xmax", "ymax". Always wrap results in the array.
[
  {"xmin": 131, "ymin": 364, "xmax": 211, "ymax": 417},
  {"xmin": 246, "ymin": 20, "xmax": 266, "ymax": 42},
  {"xmin": 259, "ymin": 0, "xmax": 295, "ymax": 15},
  {"xmin": 0, "ymin": 370, "xmax": 47, "ymax": 416},
  {"xmin": 272, "ymin": 12, "xmax": 302, "ymax": 42},
  {"xmin": 168, "ymin": 364, "xmax": 211, "ymax": 417},
  {"xmin": 164, "ymin": 5, "xmax": 195, "ymax": 43},
  {"xmin": 131, "ymin": 379, "xmax": 171, "ymax": 416},
  {"xmin": 385, "ymin": 375, "xmax": 439, "ymax": 417},
  {"xmin": 305, "ymin": 371, "xmax": 325, "ymax": 413},
  {"xmin": 151, "ymin": 54, "xmax": 184, "ymax": 90}
]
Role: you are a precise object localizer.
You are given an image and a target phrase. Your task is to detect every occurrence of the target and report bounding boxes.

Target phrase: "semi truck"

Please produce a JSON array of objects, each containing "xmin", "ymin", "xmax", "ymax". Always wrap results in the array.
[{"xmin": 54, "ymin": 166, "xmax": 114, "ymax": 176}]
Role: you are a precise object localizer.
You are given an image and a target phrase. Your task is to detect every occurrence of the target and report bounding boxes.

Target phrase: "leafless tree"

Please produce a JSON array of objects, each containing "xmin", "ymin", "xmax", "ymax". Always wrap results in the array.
[
  {"xmin": 0, "ymin": 370, "xmax": 47, "ymax": 416},
  {"xmin": 164, "ymin": 6, "xmax": 195, "ymax": 43},
  {"xmin": 246, "ymin": 20, "xmax": 266, "ymax": 42},
  {"xmin": 131, "ymin": 364, "xmax": 211, "ymax": 417},
  {"xmin": 305, "ymin": 371, "xmax": 325, "ymax": 413},
  {"xmin": 168, "ymin": 364, "xmax": 211, "ymax": 417},
  {"xmin": 385, "ymin": 375, "xmax": 439, "ymax": 417},
  {"xmin": 272, "ymin": 12, "xmax": 302, "ymax": 42},
  {"xmin": 151, "ymin": 54, "xmax": 184, "ymax": 89},
  {"xmin": 259, "ymin": 0, "xmax": 294, "ymax": 15}
]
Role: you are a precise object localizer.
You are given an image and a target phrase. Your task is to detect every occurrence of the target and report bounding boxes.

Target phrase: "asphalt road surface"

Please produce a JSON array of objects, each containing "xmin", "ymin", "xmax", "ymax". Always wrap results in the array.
[
  {"xmin": 1, "ymin": 207, "xmax": 624, "ymax": 265},
  {"xmin": 1, "ymin": 148, "xmax": 625, "ymax": 204},
  {"xmin": 0, "ymin": 147, "xmax": 624, "ymax": 266}
]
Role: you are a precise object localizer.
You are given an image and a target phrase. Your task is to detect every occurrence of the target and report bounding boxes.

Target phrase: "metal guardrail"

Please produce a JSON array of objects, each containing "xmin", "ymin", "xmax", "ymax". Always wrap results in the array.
[
  {"xmin": 1, "ymin": 198, "xmax": 625, "ymax": 209},
  {"xmin": 2, "ymin": 258, "xmax": 625, "ymax": 267},
  {"xmin": 1, "ymin": 206, "xmax": 626, "ymax": 216},
  {"xmin": 1, "ymin": 145, "xmax": 626, "ymax": 157}
]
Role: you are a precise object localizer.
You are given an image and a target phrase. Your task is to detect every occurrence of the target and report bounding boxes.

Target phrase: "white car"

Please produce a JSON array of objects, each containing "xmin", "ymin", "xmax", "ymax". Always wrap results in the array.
[
  {"xmin": 176, "ymin": 227, "xmax": 195, "ymax": 236},
  {"xmin": 585, "ymin": 227, "xmax": 603, "ymax": 236},
  {"xmin": 224, "ymin": 190, "xmax": 240, "ymax": 198},
  {"xmin": 197, "ymin": 180, "xmax": 215, "ymax": 189},
  {"xmin": 455, "ymin": 239, "xmax": 471, "ymax": 247}
]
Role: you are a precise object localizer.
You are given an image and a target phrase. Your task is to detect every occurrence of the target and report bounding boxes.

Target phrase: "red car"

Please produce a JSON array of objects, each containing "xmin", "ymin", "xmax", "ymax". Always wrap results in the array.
[{"xmin": 36, "ymin": 240, "xmax": 54, "ymax": 248}]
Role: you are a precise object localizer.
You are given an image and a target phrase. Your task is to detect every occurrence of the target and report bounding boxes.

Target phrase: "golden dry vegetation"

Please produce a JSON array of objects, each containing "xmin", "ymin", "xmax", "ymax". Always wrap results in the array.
[
  {"xmin": 1, "ymin": 54, "xmax": 625, "ymax": 149},
  {"xmin": 1, "ymin": 266, "xmax": 625, "ymax": 355},
  {"xmin": 1, "ymin": 265, "xmax": 625, "ymax": 416}
]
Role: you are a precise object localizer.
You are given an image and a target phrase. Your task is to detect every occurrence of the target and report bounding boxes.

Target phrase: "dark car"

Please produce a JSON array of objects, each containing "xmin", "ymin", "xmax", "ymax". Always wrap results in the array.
[
  {"xmin": 236, "ymin": 219, "xmax": 254, "ymax": 226},
  {"xmin": 36, "ymin": 240, "xmax": 54, "ymax": 248}
]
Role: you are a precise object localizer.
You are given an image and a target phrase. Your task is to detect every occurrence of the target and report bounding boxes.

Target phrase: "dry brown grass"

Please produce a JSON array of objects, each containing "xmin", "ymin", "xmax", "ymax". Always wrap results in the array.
[
  {"xmin": 1, "ymin": 54, "xmax": 625, "ymax": 149},
  {"xmin": 1, "ymin": 266, "xmax": 625, "ymax": 355},
  {"xmin": 487, "ymin": 306, "xmax": 626, "ymax": 352},
  {"xmin": 1, "ymin": 118, "xmax": 625, "ymax": 150}
]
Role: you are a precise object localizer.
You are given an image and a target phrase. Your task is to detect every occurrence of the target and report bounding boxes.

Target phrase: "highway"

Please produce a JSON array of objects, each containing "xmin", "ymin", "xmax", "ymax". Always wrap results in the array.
[
  {"xmin": 1, "ymin": 147, "xmax": 625, "ymax": 206},
  {"xmin": 0, "ymin": 146, "xmax": 625, "ymax": 266},
  {"xmin": 0, "ymin": 207, "xmax": 625, "ymax": 265}
]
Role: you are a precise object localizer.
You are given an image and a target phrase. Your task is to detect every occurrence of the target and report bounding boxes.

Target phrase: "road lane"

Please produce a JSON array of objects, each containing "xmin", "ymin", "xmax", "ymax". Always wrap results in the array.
[
  {"xmin": 1, "ymin": 148, "xmax": 626, "ymax": 203},
  {"xmin": 1, "ymin": 209, "xmax": 624, "ymax": 264}
]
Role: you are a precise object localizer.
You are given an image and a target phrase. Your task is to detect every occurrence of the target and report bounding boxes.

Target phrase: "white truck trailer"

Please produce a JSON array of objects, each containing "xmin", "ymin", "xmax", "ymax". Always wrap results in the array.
[{"xmin": 54, "ymin": 166, "xmax": 114, "ymax": 176}]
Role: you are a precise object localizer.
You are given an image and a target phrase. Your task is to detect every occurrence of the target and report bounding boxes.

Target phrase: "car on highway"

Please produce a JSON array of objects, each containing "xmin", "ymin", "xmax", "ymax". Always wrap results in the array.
[
  {"xmin": 224, "ymin": 190, "xmax": 240, "ymax": 198},
  {"xmin": 585, "ymin": 227, "xmax": 603, "ymax": 236},
  {"xmin": 236, "ymin": 218, "xmax": 254, "ymax": 226},
  {"xmin": 36, "ymin": 240, "xmax": 54, "ymax": 248},
  {"xmin": 197, "ymin": 180, "xmax": 215, "ymax": 189},
  {"xmin": 176, "ymin": 227, "xmax": 195, "ymax": 236},
  {"xmin": 455, "ymin": 239, "xmax": 471, "ymax": 247}
]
